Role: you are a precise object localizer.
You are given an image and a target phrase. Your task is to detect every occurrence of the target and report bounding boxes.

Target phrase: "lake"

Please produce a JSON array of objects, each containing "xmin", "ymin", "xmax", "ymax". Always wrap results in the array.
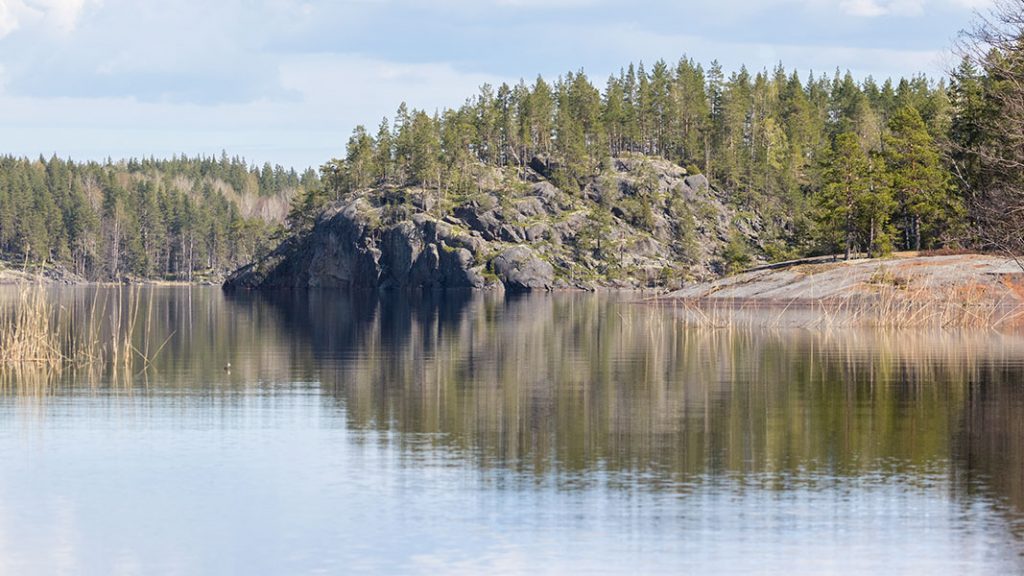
[{"xmin": 1, "ymin": 287, "xmax": 1022, "ymax": 574}]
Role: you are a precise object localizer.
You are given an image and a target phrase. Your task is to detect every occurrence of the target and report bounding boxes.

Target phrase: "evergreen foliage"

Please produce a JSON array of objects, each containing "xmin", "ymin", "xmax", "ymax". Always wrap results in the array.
[
  {"xmin": 313, "ymin": 58, "xmax": 960, "ymax": 262},
  {"xmin": 0, "ymin": 154, "xmax": 311, "ymax": 280}
]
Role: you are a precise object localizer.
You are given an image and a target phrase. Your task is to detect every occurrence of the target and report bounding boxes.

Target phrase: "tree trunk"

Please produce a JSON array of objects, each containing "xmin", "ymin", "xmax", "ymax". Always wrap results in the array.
[
  {"xmin": 845, "ymin": 215, "xmax": 852, "ymax": 261},
  {"xmin": 111, "ymin": 219, "xmax": 120, "ymax": 278},
  {"xmin": 845, "ymin": 191, "xmax": 854, "ymax": 261},
  {"xmin": 869, "ymin": 217, "xmax": 876, "ymax": 258},
  {"xmin": 704, "ymin": 133, "xmax": 711, "ymax": 179}
]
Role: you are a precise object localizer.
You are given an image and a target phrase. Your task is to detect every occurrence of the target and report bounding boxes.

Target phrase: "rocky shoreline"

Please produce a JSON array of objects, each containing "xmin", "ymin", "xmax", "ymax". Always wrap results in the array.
[
  {"xmin": 0, "ymin": 262, "xmax": 226, "ymax": 287},
  {"xmin": 0, "ymin": 262, "xmax": 84, "ymax": 285},
  {"xmin": 659, "ymin": 252, "xmax": 1024, "ymax": 305},
  {"xmin": 224, "ymin": 155, "xmax": 774, "ymax": 292}
]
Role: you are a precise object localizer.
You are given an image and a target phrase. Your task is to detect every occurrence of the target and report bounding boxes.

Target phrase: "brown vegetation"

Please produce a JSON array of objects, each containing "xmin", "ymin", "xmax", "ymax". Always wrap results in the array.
[
  {"xmin": 0, "ymin": 284, "xmax": 170, "ymax": 374},
  {"xmin": 663, "ymin": 282, "xmax": 1024, "ymax": 329}
]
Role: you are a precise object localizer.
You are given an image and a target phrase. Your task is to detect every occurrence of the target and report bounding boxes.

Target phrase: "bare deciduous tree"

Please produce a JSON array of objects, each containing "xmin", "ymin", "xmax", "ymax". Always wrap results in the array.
[{"xmin": 954, "ymin": 0, "xmax": 1024, "ymax": 264}]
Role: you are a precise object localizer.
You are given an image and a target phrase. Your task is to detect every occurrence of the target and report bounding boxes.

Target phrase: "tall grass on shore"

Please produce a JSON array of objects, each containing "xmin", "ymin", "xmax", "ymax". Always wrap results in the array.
[
  {"xmin": 659, "ymin": 281, "xmax": 1024, "ymax": 330},
  {"xmin": 0, "ymin": 284, "xmax": 171, "ymax": 373},
  {"xmin": 835, "ymin": 281, "xmax": 1024, "ymax": 329}
]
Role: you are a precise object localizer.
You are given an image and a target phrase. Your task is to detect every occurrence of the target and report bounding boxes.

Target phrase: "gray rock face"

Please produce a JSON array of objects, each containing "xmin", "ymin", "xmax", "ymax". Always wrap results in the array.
[
  {"xmin": 525, "ymin": 223, "xmax": 550, "ymax": 242},
  {"xmin": 226, "ymin": 202, "xmax": 380, "ymax": 290},
  {"xmin": 225, "ymin": 154, "xmax": 769, "ymax": 293},
  {"xmin": 225, "ymin": 198, "xmax": 490, "ymax": 291},
  {"xmin": 515, "ymin": 197, "xmax": 545, "ymax": 218},
  {"xmin": 407, "ymin": 243, "xmax": 486, "ymax": 289},
  {"xmin": 454, "ymin": 207, "xmax": 501, "ymax": 241},
  {"xmin": 491, "ymin": 247, "xmax": 554, "ymax": 292},
  {"xmin": 684, "ymin": 174, "xmax": 709, "ymax": 192}
]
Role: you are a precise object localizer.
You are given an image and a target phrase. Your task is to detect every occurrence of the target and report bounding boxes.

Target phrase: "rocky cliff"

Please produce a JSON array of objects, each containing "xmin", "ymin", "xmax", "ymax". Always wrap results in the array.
[{"xmin": 225, "ymin": 155, "xmax": 779, "ymax": 291}]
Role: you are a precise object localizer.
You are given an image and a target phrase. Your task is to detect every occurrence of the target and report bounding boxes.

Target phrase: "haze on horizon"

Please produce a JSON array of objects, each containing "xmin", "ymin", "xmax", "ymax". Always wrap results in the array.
[{"xmin": 0, "ymin": 0, "xmax": 993, "ymax": 170}]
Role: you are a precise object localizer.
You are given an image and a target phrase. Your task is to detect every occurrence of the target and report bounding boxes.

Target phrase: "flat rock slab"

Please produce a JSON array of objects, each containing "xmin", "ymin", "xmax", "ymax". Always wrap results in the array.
[{"xmin": 665, "ymin": 254, "xmax": 1024, "ymax": 302}]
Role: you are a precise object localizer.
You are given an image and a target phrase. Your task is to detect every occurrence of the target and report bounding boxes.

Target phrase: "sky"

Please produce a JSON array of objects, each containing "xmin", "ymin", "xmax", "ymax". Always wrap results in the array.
[{"xmin": 0, "ymin": 0, "xmax": 995, "ymax": 170}]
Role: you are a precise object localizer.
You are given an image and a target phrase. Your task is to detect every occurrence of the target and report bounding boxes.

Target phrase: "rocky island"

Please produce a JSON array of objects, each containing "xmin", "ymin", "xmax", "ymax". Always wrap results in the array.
[{"xmin": 224, "ymin": 155, "xmax": 775, "ymax": 292}]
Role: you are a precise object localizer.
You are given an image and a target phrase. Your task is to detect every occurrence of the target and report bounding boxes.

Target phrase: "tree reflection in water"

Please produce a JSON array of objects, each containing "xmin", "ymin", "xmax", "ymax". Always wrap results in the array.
[{"xmin": 2, "ymin": 286, "xmax": 1022, "ymax": 545}]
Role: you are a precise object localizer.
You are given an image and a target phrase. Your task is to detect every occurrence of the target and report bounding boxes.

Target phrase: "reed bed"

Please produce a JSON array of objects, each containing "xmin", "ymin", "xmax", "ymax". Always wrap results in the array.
[
  {"xmin": 0, "ymin": 283, "xmax": 171, "ymax": 375},
  {"xmin": 0, "ymin": 287, "xmax": 63, "ymax": 367},
  {"xmin": 656, "ymin": 281, "xmax": 1024, "ymax": 331},
  {"xmin": 837, "ymin": 282, "xmax": 1024, "ymax": 329}
]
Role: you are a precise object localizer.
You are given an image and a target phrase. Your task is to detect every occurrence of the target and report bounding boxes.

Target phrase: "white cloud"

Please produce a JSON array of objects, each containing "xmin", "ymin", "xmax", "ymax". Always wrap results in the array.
[
  {"xmin": 536, "ymin": 20, "xmax": 947, "ymax": 83},
  {"xmin": 493, "ymin": 0, "xmax": 596, "ymax": 6},
  {"xmin": 0, "ymin": 0, "xmax": 98, "ymax": 37},
  {"xmin": 839, "ymin": 0, "xmax": 927, "ymax": 17},
  {"xmin": 279, "ymin": 53, "xmax": 505, "ymax": 121},
  {"xmin": 0, "ymin": 1, "xmax": 18, "ymax": 37},
  {"xmin": 948, "ymin": 0, "xmax": 993, "ymax": 8},
  {"xmin": 840, "ymin": 0, "xmax": 888, "ymax": 16},
  {"xmin": 425, "ymin": 0, "xmax": 600, "ymax": 7},
  {"xmin": 34, "ymin": 0, "xmax": 97, "ymax": 33}
]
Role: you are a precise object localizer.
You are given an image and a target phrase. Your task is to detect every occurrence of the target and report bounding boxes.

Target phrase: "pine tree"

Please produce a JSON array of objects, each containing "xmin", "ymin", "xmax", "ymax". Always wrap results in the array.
[
  {"xmin": 816, "ymin": 132, "xmax": 870, "ymax": 259},
  {"xmin": 528, "ymin": 76, "xmax": 555, "ymax": 156},
  {"xmin": 705, "ymin": 61, "xmax": 725, "ymax": 179},
  {"xmin": 883, "ymin": 106, "xmax": 958, "ymax": 250},
  {"xmin": 344, "ymin": 125, "xmax": 375, "ymax": 192},
  {"xmin": 859, "ymin": 152, "xmax": 896, "ymax": 257},
  {"xmin": 948, "ymin": 57, "xmax": 989, "ymax": 201},
  {"xmin": 408, "ymin": 111, "xmax": 442, "ymax": 192},
  {"xmin": 373, "ymin": 118, "xmax": 394, "ymax": 185}
]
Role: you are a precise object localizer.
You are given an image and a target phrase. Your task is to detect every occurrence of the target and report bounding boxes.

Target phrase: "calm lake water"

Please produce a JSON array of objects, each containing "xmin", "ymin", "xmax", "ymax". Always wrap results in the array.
[{"xmin": 1, "ymin": 287, "xmax": 1023, "ymax": 575}]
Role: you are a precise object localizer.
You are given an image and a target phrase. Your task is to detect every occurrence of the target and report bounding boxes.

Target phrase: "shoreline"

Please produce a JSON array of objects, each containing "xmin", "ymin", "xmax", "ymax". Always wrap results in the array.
[
  {"xmin": 657, "ymin": 252, "xmax": 1024, "ymax": 302},
  {"xmin": 649, "ymin": 252, "xmax": 1024, "ymax": 328}
]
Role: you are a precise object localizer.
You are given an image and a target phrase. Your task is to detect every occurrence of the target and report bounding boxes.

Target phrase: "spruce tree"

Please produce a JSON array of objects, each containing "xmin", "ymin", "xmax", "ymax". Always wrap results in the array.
[
  {"xmin": 816, "ymin": 132, "xmax": 870, "ymax": 259},
  {"xmin": 883, "ymin": 106, "xmax": 957, "ymax": 250}
]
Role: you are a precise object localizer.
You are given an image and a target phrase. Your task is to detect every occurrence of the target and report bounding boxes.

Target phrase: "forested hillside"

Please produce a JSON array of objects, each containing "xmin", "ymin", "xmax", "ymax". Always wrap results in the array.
[
  {"xmin": 287, "ymin": 59, "xmax": 963, "ymax": 266},
  {"xmin": 231, "ymin": 58, "xmax": 978, "ymax": 291},
  {"xmin": 0, "ymin": 154, "xmax": 317, "ymax": 281}
]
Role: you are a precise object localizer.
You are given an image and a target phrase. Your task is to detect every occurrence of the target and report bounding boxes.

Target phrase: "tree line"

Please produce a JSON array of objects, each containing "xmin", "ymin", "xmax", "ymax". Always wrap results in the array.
[
  {"xmin": 0, "ymin": 154, "xmax": 317, "ymax": 280},
  {"xmin": 296, "ymin": 57, "xmax": 968, "ymax": 259}
]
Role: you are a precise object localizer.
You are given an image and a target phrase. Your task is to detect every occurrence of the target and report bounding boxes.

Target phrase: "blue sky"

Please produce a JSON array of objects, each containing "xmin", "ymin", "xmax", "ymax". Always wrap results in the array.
[{"xmin": 0, "ymin": 0, "xmax": 992, "ymax": 169}]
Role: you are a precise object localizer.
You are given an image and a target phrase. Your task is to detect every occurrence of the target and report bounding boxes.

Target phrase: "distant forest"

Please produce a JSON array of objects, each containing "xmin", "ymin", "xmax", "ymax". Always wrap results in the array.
[{"xmin": 0, "ymin": 154, "xmax": 318, "ymax": 280}]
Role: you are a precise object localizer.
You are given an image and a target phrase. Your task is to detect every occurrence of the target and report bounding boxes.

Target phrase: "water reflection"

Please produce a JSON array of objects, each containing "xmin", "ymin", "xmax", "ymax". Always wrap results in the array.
[
  {"xmin": 4, "ymin": 288, "xmax": 1024, "ymax": 490},
  {"xmin": 230, "ymin": 291, "xmax": 1024, "ymax": 509},
  {"xmin": 1, "ymin": 287, "xmax": 1023, "ymax": 572},
  {"xmin": 955, "ymin": 368, "xmax": 1024, "ymax": 542}
]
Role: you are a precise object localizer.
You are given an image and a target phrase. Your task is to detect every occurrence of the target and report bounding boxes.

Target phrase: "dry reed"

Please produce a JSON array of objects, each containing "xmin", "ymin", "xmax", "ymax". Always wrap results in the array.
[
  {"xmin": 659, "ymin": 281, "xmax": 1024, "ymax": 331},
  {"xmin": 0, "ymin": 283, "xmax": 171, "ymax": 375},
  {"xmin": 0, "ymin": 286, "xmax": 64, "ymax": 368}
]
